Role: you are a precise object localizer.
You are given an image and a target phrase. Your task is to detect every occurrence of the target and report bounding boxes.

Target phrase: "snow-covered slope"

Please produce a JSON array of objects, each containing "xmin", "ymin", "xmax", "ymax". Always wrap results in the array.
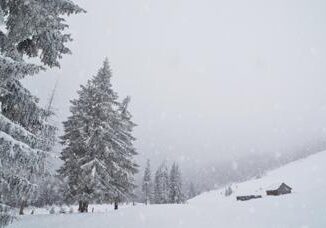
[
  {"xmin": 9, "ymin": 151, "xmax": 326, "ymax": 228},
  {"xmin": 191, "ymin": 150, "xmax": 326, "ymax": 204}
]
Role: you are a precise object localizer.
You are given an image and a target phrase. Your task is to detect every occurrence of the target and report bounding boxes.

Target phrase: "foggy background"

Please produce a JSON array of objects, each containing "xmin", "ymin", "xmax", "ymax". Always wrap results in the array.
[{"xmin": 24, "ymin": 0, "xmax": 326, "ymax": 187}]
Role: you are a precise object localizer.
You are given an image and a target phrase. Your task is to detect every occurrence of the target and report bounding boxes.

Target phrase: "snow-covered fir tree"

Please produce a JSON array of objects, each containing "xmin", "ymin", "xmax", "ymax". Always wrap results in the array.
[
  {"xmin": 113, "ymin": 96, "xmax": 138, "ymax": 209},
  {"xmin": 153, "ymin": 162, "xmax": 170, "ymax": 204},
  {"xmin": 169, "ymin": 163, "xmax": 185, "ymax": 204},
  {"xmin": 187, "ymin": 182, "xmax": 197, "ymax": 200},
  {"xmin": 153, "ymin": 168, "xmax": 162, "ymax": 204},
  {"xmin": 32, "ymin": 174, "xmax": 64, "ymax": 207},
  {"xmin": 142, "ymin": 159, "xmax": 153, "ymax": 205},
  {"xmin": 0, "ymin": 0, "xmax": 83, "ymax": 223},
  {"xmin": 59, "ymin": 59, "xmax": 138, "ymax": 213},
  {"xmin": 0, "ymin": 0, "xmax": 85, "ymax": 68},
  {"xmin": 224, "ymin": 185, "xmax": 233, "ymax": 197},
  {"xmin": 31, "ymin": 82, "xmax": 65, "ymax": 208}
]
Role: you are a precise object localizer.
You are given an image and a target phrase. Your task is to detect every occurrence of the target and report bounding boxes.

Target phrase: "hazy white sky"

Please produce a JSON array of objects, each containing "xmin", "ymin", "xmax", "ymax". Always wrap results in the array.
[{"xmin": 25, "ymin": 0, "xmax": 326, "ymax": 167}]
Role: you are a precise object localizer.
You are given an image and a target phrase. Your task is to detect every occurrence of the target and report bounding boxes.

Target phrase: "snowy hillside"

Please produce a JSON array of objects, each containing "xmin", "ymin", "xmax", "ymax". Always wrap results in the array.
[{"xmin": 9, "ymin": 151, "xmax": 326, "ymax": 228}]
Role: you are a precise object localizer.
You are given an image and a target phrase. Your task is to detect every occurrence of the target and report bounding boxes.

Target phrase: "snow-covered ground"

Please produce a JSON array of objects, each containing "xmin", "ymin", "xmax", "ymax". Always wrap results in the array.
[{"xmin": 9, "ymin": 151, "xmax": 326, "ymax": 228}]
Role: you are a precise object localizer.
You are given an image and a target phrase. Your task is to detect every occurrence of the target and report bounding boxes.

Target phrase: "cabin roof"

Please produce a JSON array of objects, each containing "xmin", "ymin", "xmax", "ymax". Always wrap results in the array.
[
  {"xmin": 278, "ymin": 183, "xmax": 292, "ymax": 190},
  {"xmin": 266, "ymin": 182, "xmax": 292, "ymax": 191}
]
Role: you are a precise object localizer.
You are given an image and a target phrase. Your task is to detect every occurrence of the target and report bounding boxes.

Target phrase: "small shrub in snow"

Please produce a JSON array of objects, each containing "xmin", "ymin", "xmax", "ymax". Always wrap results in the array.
[
  {"xmin": 59, "ymin": 207, "xmax": 66, "ymax": 214},
  {"xmin": 49, "ymin": 207, "xmax": 55, "ymax": 214}
]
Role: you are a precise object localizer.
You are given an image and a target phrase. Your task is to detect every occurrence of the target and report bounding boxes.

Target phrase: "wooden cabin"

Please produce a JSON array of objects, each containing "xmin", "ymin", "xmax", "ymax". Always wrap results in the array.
[
  {"xmin": 266, "ymin": 183, "xmax": 292, "ymax": 196},
  {"xmin": 236, "ymin": 195, "xmax": 262, "ymax": 201}
]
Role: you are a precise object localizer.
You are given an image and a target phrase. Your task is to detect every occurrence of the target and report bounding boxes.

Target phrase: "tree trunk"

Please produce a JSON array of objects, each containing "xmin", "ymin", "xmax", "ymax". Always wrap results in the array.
[
  {"xmin": 78, "ymin": 201, "xmax": 89, "ymax": 213},
  {"xmin": 84, "ymin": 202, "xmax": 88, "ymax": 212},
  {"xmin": 145, "ymin": 187, "xmax": 148, "ymax": 205},
  {"xmin": 19, "ymin": 200, "xmax": 27, "ymax": 215},
  {"xmin": 78, "ymin": 201, "xmax": 83, "ymax": 213}
]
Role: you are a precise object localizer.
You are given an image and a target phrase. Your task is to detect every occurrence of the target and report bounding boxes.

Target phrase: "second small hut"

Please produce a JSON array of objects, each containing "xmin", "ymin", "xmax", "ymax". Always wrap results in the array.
[{"xmin": 266, "ymin": 183, "xmax": 292, "ymax": 196}]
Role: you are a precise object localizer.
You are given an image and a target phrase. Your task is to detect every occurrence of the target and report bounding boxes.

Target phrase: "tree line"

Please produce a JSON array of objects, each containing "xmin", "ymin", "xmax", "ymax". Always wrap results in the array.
[{"xmin": 141, "ymin": 160, "xmax": 189, "ymax": 205}]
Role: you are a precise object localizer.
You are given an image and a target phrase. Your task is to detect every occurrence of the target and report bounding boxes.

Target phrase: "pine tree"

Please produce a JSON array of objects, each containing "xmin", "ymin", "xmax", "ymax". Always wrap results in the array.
[
  {"xmin": 0, "ymin": 0, "xmax": 83, "ymax": 222},
  {"xmin": 0, "ymin": 0, "xmax": 85, "ymax": 68},
  {"xmin": 187, "ymin": 182, "xmax": 197, "ymax": 200},
  {"xmin": 59, "ymin": 59, "xmax": 138, "ymax": 212},
  {"xmin": 224, "ymin": 186, "xmax": 233, "ymax": 197},
  {"xmin": 33, "ymin": 174, "xmax": 64, "ymax": 207},
  {"xmin": 162, "ymin": 164, "xmax": 170, "ymax": 204},
  {"xmin": 113, "ymin": 96, "xmax": 138, "ymax": 210},
  {"xmin": 169, "ymin": 163, "xmax": 185, "ymax": 204},
  {"xmin": 32, "ymin": 80, "xmax": 63, "ymax": 208},
  {"xmin": 154, "ymin": 162, "xmax": 169, "ymax": 204},
  {"xmin": 142, "ymin": 159, "xmax": 153, "ymax": 205},
  {"xmin": 153, "ymin": 168, "xmax": 162, "ymax": 204}
]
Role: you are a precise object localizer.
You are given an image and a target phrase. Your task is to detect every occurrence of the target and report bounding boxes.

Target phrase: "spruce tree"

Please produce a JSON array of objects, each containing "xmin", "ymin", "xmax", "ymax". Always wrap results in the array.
[
  {"xmin": 0, "ymin": 0, "xmax": 84, "ymax": 222},
  {"xmin": 162, "ymin": 164, "xmax": 170, "ymax": 203},
  {"xmin": 224, "ymin": 186, "xmax": 233, "ymax": 197},
  {"xmin": 59, "ymin": 59, "xmax": 138, "ymax": 212},
  {"xmin": 142, "ymin": 159, "xmax": 153, "ymax": 205},
  {"xmin": 154, "ymin": 162, "xmax": 169, "ymax": 204},
  {"xmin": 113, "ymin": 96, "xmax": 138, "ymax": 210},
  {"xmin": 169, "ymin": 163, "xmax": 185, "ymax": 204},
  {"xmin": 33, "ymin": 174, "xmax": 64, "ymax": 207},
  {"xmin": 153, "ymin": 167, "xmax": 162, "ymax": 204},
  {"xmin": 187, "ymin": 182, "xmax": 197, "ymax": 200}
]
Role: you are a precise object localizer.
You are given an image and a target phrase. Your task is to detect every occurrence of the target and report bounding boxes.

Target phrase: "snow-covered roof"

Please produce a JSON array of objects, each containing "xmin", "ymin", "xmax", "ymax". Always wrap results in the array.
[{"xmin": 265, "ymin": 182, "xmax": 288, "ymax": 190}]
